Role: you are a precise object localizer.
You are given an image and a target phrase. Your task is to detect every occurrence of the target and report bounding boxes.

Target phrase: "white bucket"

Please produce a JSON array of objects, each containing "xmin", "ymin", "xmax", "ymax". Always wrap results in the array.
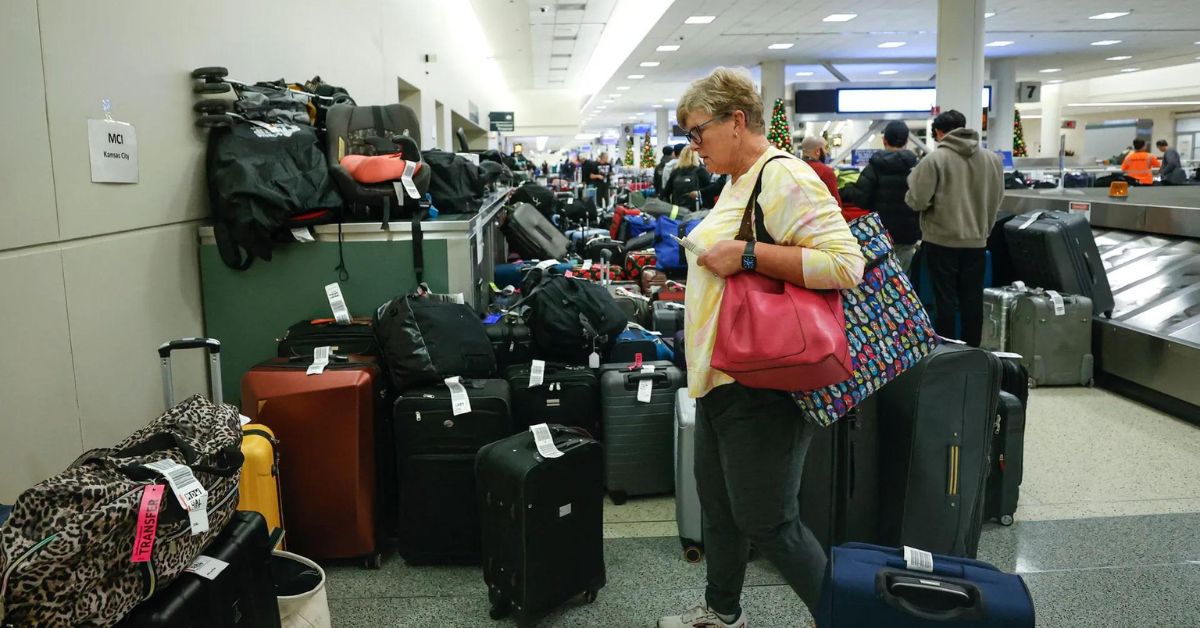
[{"xmin": 273, "ymin": 550, "xmax": 331, "ymax": 628}]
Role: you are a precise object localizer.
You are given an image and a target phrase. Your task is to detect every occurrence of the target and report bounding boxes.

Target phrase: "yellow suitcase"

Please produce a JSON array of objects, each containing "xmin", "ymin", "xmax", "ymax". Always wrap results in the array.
[{"xmin": 238, "ymin": 423, "xmax": 285, "ymax": 538}]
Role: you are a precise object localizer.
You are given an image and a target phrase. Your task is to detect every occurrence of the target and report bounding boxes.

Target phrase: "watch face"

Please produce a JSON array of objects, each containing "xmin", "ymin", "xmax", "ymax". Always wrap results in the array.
[{"xmin": 742, "ymin": 255, "xmax": 755, "ymax": 270}]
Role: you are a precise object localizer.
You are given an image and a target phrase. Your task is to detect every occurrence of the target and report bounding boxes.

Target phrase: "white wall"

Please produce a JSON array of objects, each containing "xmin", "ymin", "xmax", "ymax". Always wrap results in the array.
[
  {"xmin": 1020, "ymin": 108, "xmax": 1187, "ymax": 158},
  {"xmin": 0, "ymin": 0, "xmax": 511, "ymax": 501}
]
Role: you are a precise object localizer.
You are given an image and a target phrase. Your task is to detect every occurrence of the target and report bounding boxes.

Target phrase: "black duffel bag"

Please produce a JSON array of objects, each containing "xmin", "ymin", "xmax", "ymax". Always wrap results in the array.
[
  {"xmin": 422, "ymin": 149, "xmax": 484, "ymax": 213},
  {"xmin": 509, "ymin": 181, "xmax": 558, "ymax": 218},
  {"xmin": 524, "ymin": 273, "xmax": 628, "ymax": 364},
  {"xmin": 374, "ymin": 290, "xmax": 497, "ymax": 390}
]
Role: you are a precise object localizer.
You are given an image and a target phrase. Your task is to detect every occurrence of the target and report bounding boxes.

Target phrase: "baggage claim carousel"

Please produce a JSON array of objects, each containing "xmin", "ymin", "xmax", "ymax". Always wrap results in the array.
[{"xmin": 1001, "ymin": 188, "xmax": 1200, "ymax": 422}]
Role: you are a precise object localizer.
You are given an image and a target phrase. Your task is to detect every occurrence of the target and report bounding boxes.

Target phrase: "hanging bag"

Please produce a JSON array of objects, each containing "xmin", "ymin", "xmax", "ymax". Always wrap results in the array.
[{"xmin": 710, "ymin": 156, "xmax": 852, "ymax": 392}]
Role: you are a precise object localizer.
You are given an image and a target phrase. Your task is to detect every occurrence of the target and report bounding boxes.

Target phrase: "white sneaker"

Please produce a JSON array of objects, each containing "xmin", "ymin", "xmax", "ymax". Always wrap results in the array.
[{"xmin": 658, "ymin": 601, "xmax": 747, "ymax": 628}]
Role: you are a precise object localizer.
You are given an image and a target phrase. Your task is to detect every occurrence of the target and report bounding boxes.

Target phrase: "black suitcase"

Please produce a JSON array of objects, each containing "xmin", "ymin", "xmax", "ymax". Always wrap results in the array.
[
  {"xmin": 477, "ymin": 426, "xmax": 606, "ymax": 625},
  {"xmin": 503, "ymin": 202, "xmax": 570, "ymax": 260},
  {"xmin": 997, "ymin": 352, "xmax": 1030, "ymax": 407},
  {"xmin": 398, "ymin": 453, "xmax": 482, "ymax": 565},
  {"xmin": 584, "ymin": 237, "xmax": 627, "ymax": 268},
  {"xmin": 598, "ymin": 361, "xmax": 684, "ymax": 503},
  {"xmin": 276, "ymin": 317, "xmax": 379, "ymax": 358},
  {"xmin": 651, "ymin": 301, "xmax": 685, "ymax": 337},
  {"xmin": 486, "ymin": 314, "xmax": 534, "ymax": 372},
  {"xmin": 393, "ymin": 379, "xmax": 513, "ymax": 455},
  {"xmin": 505, "ymin": 363, "xmax": 601, "ymax": 436},
  {"xmin": 799, "ymin": 397, "xmax": 880, "ymax": 554},
  {"xmin": 875, "ymin": 342, "xmax": 1000, "ymax": 558},
  {"xmin": 985, "ymin": 391, "xmax": 1026, "ymax": 526},
  {"xmin": 1004, "ymin": 210, "xmax": 1114, "ymax": 318},
  {"xmin": 116, "ymin": 511, "xmax": 281, "ymax": 628}
]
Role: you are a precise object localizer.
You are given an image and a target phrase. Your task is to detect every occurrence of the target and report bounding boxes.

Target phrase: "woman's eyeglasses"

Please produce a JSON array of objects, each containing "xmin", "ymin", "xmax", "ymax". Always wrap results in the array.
[{"xmin": 673, "ymin": 113, "xmax": 730, "ymax": 146}]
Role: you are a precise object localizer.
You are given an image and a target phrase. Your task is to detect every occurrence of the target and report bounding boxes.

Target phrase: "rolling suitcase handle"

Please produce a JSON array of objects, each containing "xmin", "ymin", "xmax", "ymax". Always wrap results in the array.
[{"xmin": 159, "ymin": 337, "xmax": 223, "ymax": 408}]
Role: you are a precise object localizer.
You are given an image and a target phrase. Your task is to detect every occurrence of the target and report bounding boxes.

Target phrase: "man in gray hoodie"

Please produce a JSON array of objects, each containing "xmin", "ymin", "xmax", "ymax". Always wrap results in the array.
[{"xmin": 905, "ymin": 110, "xmax": 1004, "ymax": 347}]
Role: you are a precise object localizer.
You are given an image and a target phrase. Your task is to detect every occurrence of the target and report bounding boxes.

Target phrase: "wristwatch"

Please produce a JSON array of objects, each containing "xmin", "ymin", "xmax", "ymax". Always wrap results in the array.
[{"xmin": 741, "ymin": 241, "xmax": 757, "ymax": 271}]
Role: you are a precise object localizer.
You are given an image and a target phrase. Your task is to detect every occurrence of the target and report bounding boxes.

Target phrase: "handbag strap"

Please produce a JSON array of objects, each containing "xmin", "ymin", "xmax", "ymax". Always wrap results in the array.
[{"xmin": 735, "ymin": 154, "xmax": 797, "ymax": 244}]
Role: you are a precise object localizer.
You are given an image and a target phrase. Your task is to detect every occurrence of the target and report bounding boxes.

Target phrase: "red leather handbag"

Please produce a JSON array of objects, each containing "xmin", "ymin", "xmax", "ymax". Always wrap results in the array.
[{"xmin": 710, "ymin": 155, "xmax": 852, "ymax": 392}]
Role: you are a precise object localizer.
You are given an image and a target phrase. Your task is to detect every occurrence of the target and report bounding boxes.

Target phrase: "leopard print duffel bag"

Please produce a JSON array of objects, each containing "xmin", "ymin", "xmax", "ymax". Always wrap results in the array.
[{"xmin": 0, "ymin": 394, "xmax": 243, "ymax": 626}]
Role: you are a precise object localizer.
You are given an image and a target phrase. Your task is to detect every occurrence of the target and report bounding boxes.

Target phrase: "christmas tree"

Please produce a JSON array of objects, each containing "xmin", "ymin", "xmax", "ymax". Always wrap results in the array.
[
  {"xmin": 1012, "ymin": 108, "xmax": 1027, "ymax": 157},
  {"xmin": 767, "ymin": 98, "xmax": 793, "ymax": 152},
  {"xmin": 640, "ymin": 131, "xmax": 656, "ymax": 168},
  {"xmin": 624, "ymin": 135, "xmax": 635, "ymax": 166}
]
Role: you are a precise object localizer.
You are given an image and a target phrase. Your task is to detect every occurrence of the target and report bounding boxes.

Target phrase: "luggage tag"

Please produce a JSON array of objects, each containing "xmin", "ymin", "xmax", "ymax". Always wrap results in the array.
[
  {"xmin": 637, "ymin": 364, "xmax": 656, "ymax": 403},
  {"xmin": 143, "ymin": 459, "xmax": 209, "ymax": 535},
  {"xmin": 399, "ymin": 161, "xmax": 421, "ymax": 199},
  {"xmin": 588, "ymin": 338, "xmax": 600, "ymax": 369},
  {"xmin": 582, "ymin": 259, "xmax": 593, "ymax": 271},
  {"xmin": 444, "ymin": 376, "xmax": 472, "ymax": 416},
  {"xmin": 130, "ymin": 484, "xmax": 165, "ymax": 563},
  {"xmin": 530, "ymin": 423, "xmax": 564, "ymax": 459},
  {"xmin": 307, "ymin": 346, "xmax": 332, "ymax": 375},
  {"xmin": 529, "ymin": 359, "xmax": 546, "ymax": 387},
  {"xmin": 903, "ymin": 546, "xmax": 934, "ymax": 573},
  {"xmin": 290, "ymin": 227, "xmax": 316, "ymax": 243},
  {"xmin": 1045, "ymin": 290, "xmax": 1066, "ymax": 316},
  {"xmin": 185, "ymin": 555, "xmax": 230, "ymax": 580},
  {"xmin": 324, "ymin": 283, "xmax": 352, "ymax": 325},
  {"xmin": 1017, "ymin": 210, "xmax": 1044, "ymax": 230}
]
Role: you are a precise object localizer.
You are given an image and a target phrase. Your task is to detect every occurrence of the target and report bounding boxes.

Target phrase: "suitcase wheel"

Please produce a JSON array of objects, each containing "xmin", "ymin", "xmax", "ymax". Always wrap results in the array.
[
  {"xmin": 190, "ymin": 66, "xmax": 229, "ymax": 79},
  {"xmin": 193, "ymin": 81, "xmax": 232, "ymax": 94},
  {"xmin": 195, "ymin": 114, "xmax": 233, "ymax": 129},
  {"xmin": 362, "ymin": 553, "xmax": 383, "ymax": 570},
  {"xmin": 609, "ymin": 490, "xmax": 628, "ymax": 505},
  {"xmin": 683, "ymin": 545, "xmax": 703, "ymax": 564},
  {"xmin": 192, "ymin": 98, "xmax": 231, "ymax": 114},
  {"xmin": 1000, "ymin": 514, "xmax": 1014, "ymax": 526}
]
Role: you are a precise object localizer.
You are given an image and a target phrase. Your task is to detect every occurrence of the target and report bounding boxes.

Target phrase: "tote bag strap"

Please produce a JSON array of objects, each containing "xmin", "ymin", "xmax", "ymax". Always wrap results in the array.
[{"xmin": 735, "ymin": 154, "xmax": 797, "ymax": 245}]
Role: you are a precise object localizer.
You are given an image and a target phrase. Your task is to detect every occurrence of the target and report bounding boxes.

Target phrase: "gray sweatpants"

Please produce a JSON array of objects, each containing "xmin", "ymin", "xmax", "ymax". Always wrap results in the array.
[{"xmin": 695, "ymin": 382, "xmax": 827, "ymax": 616}]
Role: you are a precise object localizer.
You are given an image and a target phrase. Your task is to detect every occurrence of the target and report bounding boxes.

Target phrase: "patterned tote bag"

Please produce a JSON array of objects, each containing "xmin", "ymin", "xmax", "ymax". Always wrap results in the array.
[{"xmin": 794, "ymin": 212, "xmax": 940, "ymax": 426}]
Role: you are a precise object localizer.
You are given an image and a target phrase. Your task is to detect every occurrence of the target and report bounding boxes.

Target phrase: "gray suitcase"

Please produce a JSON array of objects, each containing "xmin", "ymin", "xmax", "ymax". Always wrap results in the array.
[
  {"xmin": 981, "ymin": 284, "xmax": 1027, "ymax": 351},
  {"xmin": 600, "ymin": 361, "xmax": 684, "ymax": 504},
  {"xmin": 503, "ymin": 202, "xmax": 569, "ymax": 260},
  {"xmin": 673, "ymin": 388, "xmax": 702, "ymax": 562},
  {"xmin": 653, "ymin": 301, "xmax": 686, "ymax": 338},
  {"xmin": 1009, "ymin": 291, "xmax": 1094, "ymax": 387}
]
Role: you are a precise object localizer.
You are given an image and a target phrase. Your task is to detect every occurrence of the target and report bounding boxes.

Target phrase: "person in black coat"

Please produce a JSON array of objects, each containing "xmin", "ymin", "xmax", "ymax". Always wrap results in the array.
[
  {"xmin": 842, "ymin": 121, "xmax": 921, "ymax": 271},
  {"xmin": 662, "ymin": 146, "xmax": 712, "ymax": 210}
]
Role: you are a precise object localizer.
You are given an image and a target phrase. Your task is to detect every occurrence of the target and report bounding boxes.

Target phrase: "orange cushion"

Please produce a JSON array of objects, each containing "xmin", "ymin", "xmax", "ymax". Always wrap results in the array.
[{"xmin": 340, "ymin": 153, "xmax": 421, "ymax": 184}]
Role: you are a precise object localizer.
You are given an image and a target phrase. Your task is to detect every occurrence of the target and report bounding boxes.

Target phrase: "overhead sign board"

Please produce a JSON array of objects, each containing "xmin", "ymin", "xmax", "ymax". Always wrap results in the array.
[
  {"xmin": 1017, "ymin": 82, "xmax": 1041, "ymax": 104},
  {"xmin": 489, "ymin": 111, "xmax": 515, "ymax": 133}
]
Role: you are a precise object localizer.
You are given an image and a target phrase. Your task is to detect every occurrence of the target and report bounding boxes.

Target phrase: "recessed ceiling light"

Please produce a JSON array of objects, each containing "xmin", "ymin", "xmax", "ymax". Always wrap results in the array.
[
  {"xmin": 636, "ymin": 112, "xmax": 645, "ymax": 116},
  {"xmin": 877, "ymin": 41, "xmax": 906, "ymax": 48},
  {"xmin": 652, "ymin": 104, "xmax": 663, "ymax": 108},
  {"xmin": 610, "ymin": 94, "xmax": 622, "ymax": 98},
  {"xmin": 986, "ymin": 40, "xmax": 1014, "ymax": 47},
  {"xmin": 984, "ymin": 12, "xmax": 996, "ymax": 18},
  {"xmin": 596, "ymin": 106, "xmax": 606, "ymax": 110},
  {"xmin": 768, "ymin": 43, "xmax": 794, "ymax": 50},
  {"xmin": 640, "ymin": 61, "xmax": 661, "ymax": 67},
  {"xmin": 1106, "ymin": 55, "xmax": 1132, "ymax": 61},
  {"xmin": 664, "ymin": 98, "xmax": 675, "ymax": 102},
  {"xmin": 657, "ymin": 45, "xmax": 680, "ymax": 52},
  {"xmin": 795, "ymin": 71, "xmax": 815, "ymax": 76},
  {"xmin": 616, "ymin": 86, "xmax": 631, "ymax": 90},
  {"xmin": 627, "ymin": 74, "xmax": 645, "ymax": 79},
  {"xmin": 1046, "ymin": 79, "xmax": 1063, "ymax": 84},
  {"xmin": 1039, "ymin": 68, "xmax": 1062, "ymax": 73},
  {"xmin": 1088, "ymin": 11, "xmax": 1130, "ymax": 20},
  {"xmin": 1119, "ymin": 67, "xmax": 1141, "ymax": 73},
  {"xmin": 685, "ymin": 15, "xmax": 715, "ymax": 24},
  {"xmin": 822, "ymin": 13, "xmax": 857, "ymax": 22},
  {"xmin": 1090, "ymin": 40, "xmax": 1122, "ymax": 46},
  {"xmin": 878, "ymin": 70, "xmax": 899, "ymax": 75}
]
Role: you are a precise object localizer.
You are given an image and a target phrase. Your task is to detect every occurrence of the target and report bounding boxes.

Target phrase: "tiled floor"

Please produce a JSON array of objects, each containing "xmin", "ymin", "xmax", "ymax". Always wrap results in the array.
[{"xmin": 325, "ymin": 386, "xmax": 1200, "ymax": 627}]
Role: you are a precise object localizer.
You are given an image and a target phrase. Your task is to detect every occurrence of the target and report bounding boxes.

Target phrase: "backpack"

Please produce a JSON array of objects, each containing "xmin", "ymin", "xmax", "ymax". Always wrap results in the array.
[
  {"xmin": 654, "ymin": 212, "xmax": 706, "ymax": 272},
  {"xmin": 509, "ymin": 182, "xmax": 558, "ymax": 218},
  {"xmin": 670, "ymin": 169, "xmax": 701, "ymax": 207},
  {"xmin": 206, "ymin": 119, "xmax": 342, "ymax": 271},
  {"xmin": 525, "ymin": 274, "xmax": 629, "ymax": 364},
  {"xmin": 422, "ymin": 149, "xmax": 484, "ymax": 213},
  {"xmin": 374, "ymin": 290, "xmax": 497, "ymax": 391},
  {"xmin": 0, "ymin": 395, "xmax": 243, "ymax": 626}
]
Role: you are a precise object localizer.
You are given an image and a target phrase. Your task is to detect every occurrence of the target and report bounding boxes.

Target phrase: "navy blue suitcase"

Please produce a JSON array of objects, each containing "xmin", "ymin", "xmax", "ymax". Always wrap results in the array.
[{"xmin": 817, "ymin": 543, "xmax": 1034, "ymax": 627}]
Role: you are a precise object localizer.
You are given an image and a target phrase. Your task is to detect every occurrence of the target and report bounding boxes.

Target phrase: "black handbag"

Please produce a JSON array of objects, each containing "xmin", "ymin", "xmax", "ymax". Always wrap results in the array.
[{"xmin": 374, "ymin": 291, "xmax": 497, "ymax": 390}]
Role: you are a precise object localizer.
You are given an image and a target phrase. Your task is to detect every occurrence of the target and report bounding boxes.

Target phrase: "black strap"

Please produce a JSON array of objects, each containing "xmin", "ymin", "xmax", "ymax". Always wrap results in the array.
[
  {"xmin": 212, "ymin": 221, "xmax": 254, "ymax": 271},
  {"xmin": 335, "ymin": 214, "xmax": 350, "ymax": 281},
  {"xmin": 736, "ymin": 154, "xmax": 796, "ymax": 245},
  {"xmin": 411, "ymin": 201, "xmax": 428, "ymax": 285}
]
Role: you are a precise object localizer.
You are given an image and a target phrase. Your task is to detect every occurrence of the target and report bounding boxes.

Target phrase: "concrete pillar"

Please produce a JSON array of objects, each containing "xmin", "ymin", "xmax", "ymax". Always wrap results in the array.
[
  {"xmin": 935, "ymin": 0, "xmax": 986, "ymax": 127},
  {"xmin": 990, "ymin": 58, "xmax": 1016, "ymax": 152},
  {"xmin": 760, "ymin": 60, "xmax": 787, "ymax": 129},
  {"xmin": 657, "ymin": 108, "xmax": 670, "ymax": 154},
  {"xmin": 1039, "ymin": 84, "xmax": 1063, "ymax": 157}
]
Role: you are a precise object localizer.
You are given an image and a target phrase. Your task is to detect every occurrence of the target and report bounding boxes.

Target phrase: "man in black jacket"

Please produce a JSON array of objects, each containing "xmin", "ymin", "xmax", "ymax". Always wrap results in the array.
[{"xmin": 843, "ymin": 121, "xmax": 921, "ymax": 272}]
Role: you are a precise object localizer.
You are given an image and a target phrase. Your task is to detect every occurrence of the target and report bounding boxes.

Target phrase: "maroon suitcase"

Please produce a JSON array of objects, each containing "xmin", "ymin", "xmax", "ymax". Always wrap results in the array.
[{"xmin": 241, "ymin": 355, "xmax": 389, "ymax": 568}]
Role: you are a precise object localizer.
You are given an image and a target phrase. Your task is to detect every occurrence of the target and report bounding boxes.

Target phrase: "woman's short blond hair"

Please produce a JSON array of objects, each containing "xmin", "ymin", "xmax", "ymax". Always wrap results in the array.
[
  {"xmin": 676, "ymin": 67, "xmax": 765, "ymax": 135},
  {"xmin": 676, "ymin": 146, "xmax": 700, "ymax": 169}
]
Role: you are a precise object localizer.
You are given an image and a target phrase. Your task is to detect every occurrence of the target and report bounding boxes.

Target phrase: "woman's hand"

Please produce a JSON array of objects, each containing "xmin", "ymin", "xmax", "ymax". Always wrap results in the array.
[{"xmin": 698, "ymin": 240, "xmax": 746, "ymax": 278}]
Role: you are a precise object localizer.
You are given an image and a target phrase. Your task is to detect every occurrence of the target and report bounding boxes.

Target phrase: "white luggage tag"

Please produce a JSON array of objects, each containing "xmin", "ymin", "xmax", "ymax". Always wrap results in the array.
[
  {"xmin": 903, "ymin": 546, "xmax": 934, "ymax": 573},
  {"xmin": 324, "ymin": 283, "xmax": 352, "ymax": 324},
  {"xmin": 588, "ymin": 338, "xmax": 600, "ymax": 369},
  {"xmin": 185, "ymin": 555, "xmax": 230, "ymax": 580},
  {"xmin": 530, "ymin": 423, "xmax": 564, "ymax": 459},
  {"xmin": 444, "ymin": 376, "xmax": 472, "ymax": 416},
  {"xmin": 1017, "ymin": 211, "xmax": 1044, "ymax": 230},
  {"xmin": 529, "ymin": 359, "xmax": 546, "ymax": 388},
  {"xmin": 582, "ymin": 259, "xmax": 593, "ymax": 271},
  {"xmin": 1045, "ymin": 290, "xmax": 1066, "ymax": 316},
  {"xmin": 291, "ymin": 227, "xmax": 316, "ymax": 243},
  {"xmin": 637, "ymin": 364, "xmax": 656, "ymax": 403},
  {"xmin": 143, "ymin": 459, "xmax": 209, "ymax": 535},
  {"xmin": 307, "ymin": 346, "xmax": 332, "ymax": 376},
  {"xmin": 399, "ymin": 161, "xmax": 421, "ymax": 199}
]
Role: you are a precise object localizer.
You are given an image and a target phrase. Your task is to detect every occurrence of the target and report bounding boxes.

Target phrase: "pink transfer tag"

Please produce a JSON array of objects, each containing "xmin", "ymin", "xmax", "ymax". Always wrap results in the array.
[{"xmin": 131, "ymin": 484, "xmax": 165, "ymax": 563}]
